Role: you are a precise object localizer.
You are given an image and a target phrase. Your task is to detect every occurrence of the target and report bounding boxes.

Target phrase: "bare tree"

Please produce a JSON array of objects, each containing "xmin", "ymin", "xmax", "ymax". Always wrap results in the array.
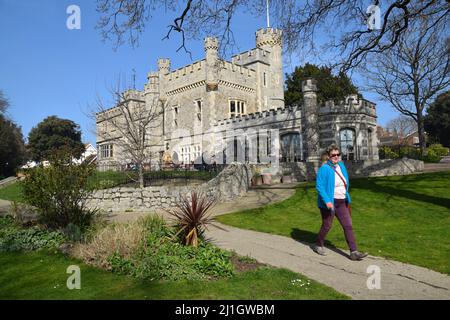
[
  {"xmin": 364, "ymin": 13, "xmax": 449, "ymax": 156},
  {"xmin": 94, "ymin": 80, "xmax": 164, "ymax": 188},
  {"xmin": 386, "ymin": 115, "xmax": 418, "ymax": 148},
  {"xmin": 95, "ymin": 0, "xmax": 449, "ymax": 71}
]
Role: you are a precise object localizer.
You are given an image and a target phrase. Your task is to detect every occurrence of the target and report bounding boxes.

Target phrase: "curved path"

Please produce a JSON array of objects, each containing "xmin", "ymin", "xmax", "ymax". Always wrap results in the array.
[{"xmin": 203, "ymin": 183, "xmax": 450, "ymax": 300}]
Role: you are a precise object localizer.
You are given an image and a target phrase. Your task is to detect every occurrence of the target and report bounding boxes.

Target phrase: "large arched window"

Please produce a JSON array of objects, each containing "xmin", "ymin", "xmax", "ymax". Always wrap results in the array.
[
  {"xmin": 340, "ymin": 128, "xmax": 356, "ymax": 160},
  {"xmin": 280, "ymin": 132, "xmax": 302, "ymax": 162}
]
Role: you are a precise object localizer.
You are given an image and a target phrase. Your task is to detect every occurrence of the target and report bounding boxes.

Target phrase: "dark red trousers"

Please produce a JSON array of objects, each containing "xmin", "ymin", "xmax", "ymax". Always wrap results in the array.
[{"xmin": 316, "ymin": 199, "xmax": 357, "ymax": 252}]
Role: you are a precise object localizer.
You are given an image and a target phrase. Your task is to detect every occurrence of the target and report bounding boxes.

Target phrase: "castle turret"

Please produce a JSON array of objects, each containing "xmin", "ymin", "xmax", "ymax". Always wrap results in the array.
[
  {"xmin": 157, "ymin": 58, "xmax": 170, "ymax": 102},
  {"xmin": 158, "ymin": 58, "xmax": 170, "ymax": 75},
  {"xmin": 204, "ymin": 37, "xmax": 219, "ymax": 91},
  {"xmin": 256, "ymin": 28, "xmax": 284, "ymax": 110},
  {"xmin": 145, "ymin": 72, "xmax": 159, "ymax": 95}
]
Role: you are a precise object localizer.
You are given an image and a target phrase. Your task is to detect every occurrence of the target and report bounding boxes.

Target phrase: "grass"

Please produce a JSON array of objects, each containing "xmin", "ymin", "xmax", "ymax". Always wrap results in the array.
[
  {"xmin": 0, "ymin": 182, "xmax": 24, "ymax": 202},
  {"xmin": 0, "ymin": 250, "xmax": 348, "ymax": 300},
  {"xmin": 216, "ymin": 171, "xmax": 450, "ymax": 275}
]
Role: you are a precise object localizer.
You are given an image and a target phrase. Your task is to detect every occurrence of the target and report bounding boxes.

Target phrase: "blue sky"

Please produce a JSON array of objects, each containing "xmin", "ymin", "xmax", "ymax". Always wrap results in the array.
[{"xmin": 0, "ymin": 0, "xmax": 398, "ymax": 146}]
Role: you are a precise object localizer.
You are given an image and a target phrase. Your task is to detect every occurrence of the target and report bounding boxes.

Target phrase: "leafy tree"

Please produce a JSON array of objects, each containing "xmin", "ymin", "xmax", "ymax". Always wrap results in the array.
[
  {"xmin": 21, "ymin": 151, "xmax": 97, "ymax": 229},
  {"xmin": 28, "ymin": 116, "xmax": 84, "ymax": 162},
  {"xmin": 424, "ymin": 91, "xmax": 450, "ymax": 147},
  {"xmin": 0, "ymin": 115, "xmax": 26, "ymax": 178},
  {"xmin": 284, "ymin": 63, "xmax": 359, "ymax": 106},
  {"xmin": 0, "ymin": 91, "xmax": 26, "ymax": 178}
]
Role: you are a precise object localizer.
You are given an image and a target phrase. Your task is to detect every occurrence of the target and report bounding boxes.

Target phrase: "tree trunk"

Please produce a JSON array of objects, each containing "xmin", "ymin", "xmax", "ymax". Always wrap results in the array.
[
  {"xmin": 417, "ymin": 113, "xmax": 427, "ymax": 157},
  {"xmin": 138, "ymin": 163, "xmax": 144, "ymax": 188}
]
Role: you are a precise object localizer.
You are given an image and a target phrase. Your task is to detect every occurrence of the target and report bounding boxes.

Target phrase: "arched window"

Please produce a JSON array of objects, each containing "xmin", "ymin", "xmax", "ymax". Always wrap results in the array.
[
  {"xmin": 340, "ymin": 128, "xmax": 356, "ymax": 160},
  {"xmin": 280, "ymin": 132, "xmax": 302, "ymax": 162}
]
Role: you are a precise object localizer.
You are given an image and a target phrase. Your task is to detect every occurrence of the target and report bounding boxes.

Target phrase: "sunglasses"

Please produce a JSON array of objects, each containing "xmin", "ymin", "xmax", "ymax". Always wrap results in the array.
[{"xmin": 330, "ymin": 153, "xmax": 340, "ymax": 157}]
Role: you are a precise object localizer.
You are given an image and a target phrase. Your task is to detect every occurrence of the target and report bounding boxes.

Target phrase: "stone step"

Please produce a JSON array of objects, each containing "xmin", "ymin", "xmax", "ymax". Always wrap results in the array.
[{"xmin": 422, "ymin": 163, "xmax": 450, "ymax": 172}]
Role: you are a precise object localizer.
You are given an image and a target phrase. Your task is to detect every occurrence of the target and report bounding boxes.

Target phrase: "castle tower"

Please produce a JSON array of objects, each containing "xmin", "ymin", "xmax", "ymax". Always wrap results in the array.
[
  {"xmin": 256, "ymin": 28, "xmax": 284, "ymax": 110},
  {"xmin": 157, "ymin": 58, "xmax": 170, "ymax": 102},
  {"xmin": 204, "ymin": 37, "xmax": 219, "ymax": 91}
]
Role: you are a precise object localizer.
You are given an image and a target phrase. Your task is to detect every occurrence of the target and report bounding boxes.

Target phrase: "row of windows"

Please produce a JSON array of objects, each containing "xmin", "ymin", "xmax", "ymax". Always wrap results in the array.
[{"xmin": 179, "ymin": 145, "xmax": 201, "ymax": 164}]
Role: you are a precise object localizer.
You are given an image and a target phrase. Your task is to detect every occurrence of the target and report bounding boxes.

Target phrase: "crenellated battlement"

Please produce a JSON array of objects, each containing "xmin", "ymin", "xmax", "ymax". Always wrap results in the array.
[
  {"xmin": 204, "ymin": 37, "xmax": 219, "ymax": 51},
  {"xmin": 214, "ymin": 105, "xmax": 301, "ymax": 127},
  {"xmin": 221, "ymin": 61, "xmax": 256, "ymax": 78},
  {"xmin": 158, "ymin": 58, "xmax": 171, "ymax": 73},
  {"xmin": 123, "ymin": 89, "xmax": 144, "ymax": 101},
  {"xmin": 231, "ymin": 47, "xmax": 270, "ymax": 66},
  {"xmin": 256, "ymin": 28, "xmax": 282, "ymax": 48},
  {"xmin": 147, "ymin": 71, "xmax": 158, "ymax": 81},
  {"xmin": 166, "ymin": 60, "xmax": 205, "ymax": 82},
  {"xmin": 320, "ymin": 95, "xmax": 376, "ymax": 117}
]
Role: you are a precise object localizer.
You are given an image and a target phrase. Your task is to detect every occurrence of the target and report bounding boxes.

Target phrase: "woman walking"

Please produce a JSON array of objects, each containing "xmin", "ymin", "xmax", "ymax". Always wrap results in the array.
[{"xmin": 313, "ymin": 144, "xmax": 368, "ymax": 261}]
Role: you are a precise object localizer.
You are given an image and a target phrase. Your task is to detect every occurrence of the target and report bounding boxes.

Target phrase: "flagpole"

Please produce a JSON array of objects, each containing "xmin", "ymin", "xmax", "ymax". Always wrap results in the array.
[{"xmin": 266, "ymin": 0, "xmax": 270, "ymax": 28}]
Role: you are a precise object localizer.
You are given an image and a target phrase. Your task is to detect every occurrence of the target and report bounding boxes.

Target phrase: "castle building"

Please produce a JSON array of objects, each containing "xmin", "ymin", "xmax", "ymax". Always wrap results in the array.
[{"xmin": 96, "ymin": 28, "xmax": 379, "ymax": 171}]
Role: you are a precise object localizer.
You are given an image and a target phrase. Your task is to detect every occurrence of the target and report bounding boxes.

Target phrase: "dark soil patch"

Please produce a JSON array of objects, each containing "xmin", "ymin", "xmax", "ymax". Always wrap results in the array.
[{"xmin": 230, "ymin": 254, "xmax": 266, "ymax": 273}]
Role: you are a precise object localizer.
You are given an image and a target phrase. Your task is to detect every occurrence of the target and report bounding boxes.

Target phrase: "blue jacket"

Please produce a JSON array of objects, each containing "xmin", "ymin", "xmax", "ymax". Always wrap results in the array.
[{"xmin": 316, "ymin": 160, "xmax": 351, "ymax": 209}]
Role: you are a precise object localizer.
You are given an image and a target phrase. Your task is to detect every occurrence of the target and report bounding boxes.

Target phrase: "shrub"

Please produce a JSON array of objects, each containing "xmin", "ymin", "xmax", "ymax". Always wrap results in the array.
[
  {"xmin": 398, "ymin": 146, "xmax": 421, "ymax": 159},
  {"xmin": 0, "ymin": 216, "xmax": 65, "ymax": 252},
  {"xmin": 428, "ymin": 144, "xmax": 449, "ymax": 157},
  {"xmin": 167, "ymin": 192, "xmax": 217, "ymax": 247},
  {"xmin": 71, "ymin": 215, "xmax": 234, "ymax": 281},
  {"xmin": 379, "ymin": 146, "xmax": 399, "ymax": 159},
  {"xmin": 421, "ymin": 149, "xmax": 441, "ymax": 163},
  {"xmin": 21, "ymin": 152, "xmax": 97, "ymax": 230}
]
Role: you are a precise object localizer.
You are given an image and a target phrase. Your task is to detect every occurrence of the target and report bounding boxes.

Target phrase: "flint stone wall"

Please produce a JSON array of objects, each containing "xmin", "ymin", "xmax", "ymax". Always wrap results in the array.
[{"xmin": 87, "ymin": 163, "xmax": 252, "ymax": 213}]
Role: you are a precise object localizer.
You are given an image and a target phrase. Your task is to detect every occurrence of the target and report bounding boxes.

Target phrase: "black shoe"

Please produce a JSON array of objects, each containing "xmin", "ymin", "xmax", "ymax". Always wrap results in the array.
[{"xmin": 350, "ymin": 251, "xmax": 368, "ymax": 261}]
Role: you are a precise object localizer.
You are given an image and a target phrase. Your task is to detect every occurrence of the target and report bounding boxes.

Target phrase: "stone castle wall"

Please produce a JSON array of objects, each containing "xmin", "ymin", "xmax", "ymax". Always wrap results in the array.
[{"xmin": 87, "ymin": 163, "xmax": 252, "ymax": 213}]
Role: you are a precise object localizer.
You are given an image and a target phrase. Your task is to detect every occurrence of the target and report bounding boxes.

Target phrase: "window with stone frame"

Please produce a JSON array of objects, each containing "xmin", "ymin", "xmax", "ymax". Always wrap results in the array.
[
  {"xmin": 340, "ymin": 128, "xmax": 356, "ymax": 160},
  {"xmin": 229, "ymin": 99, "xmax": 246, "ymax": 118},
  {"xmin": 280, "ymin": 132, "xmax": 301, "ymax": 162},
  {"xmin": 99, "ymin": 144, "xmax": 113, "ymax": 159}
]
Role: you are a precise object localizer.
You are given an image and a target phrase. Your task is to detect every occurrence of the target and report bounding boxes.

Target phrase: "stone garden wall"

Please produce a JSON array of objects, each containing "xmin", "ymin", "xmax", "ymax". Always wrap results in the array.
[
  {"xmin": 281, "ymin": 157, "xmax": 424, "ymax": 181},
  {"xmin": 87, "ymin": 163, "xmax": 252, "ymax": 213},
  {"xmin": 343, "ymin": 157, "xmax": 424, "ymax": 177}
]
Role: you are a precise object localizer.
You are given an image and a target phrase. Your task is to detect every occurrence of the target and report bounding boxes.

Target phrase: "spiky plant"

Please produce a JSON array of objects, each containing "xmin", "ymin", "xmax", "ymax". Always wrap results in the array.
[{"xmin": 168, "ymin": 192, "xmax": 217, "ymax": 247}]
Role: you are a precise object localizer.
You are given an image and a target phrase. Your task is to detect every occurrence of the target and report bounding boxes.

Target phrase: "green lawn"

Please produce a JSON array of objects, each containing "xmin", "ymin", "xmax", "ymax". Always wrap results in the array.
[
  {"xmin": 0, "ymin": 250, "xmax": 348, "ymax": 300},
  {"xmin": 216, "ymin": 172, "xmax": 450, "ymax": 275},
  {"xmin": 0, "ymin": 182, "xmax": 23, "ymax": 202}
]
